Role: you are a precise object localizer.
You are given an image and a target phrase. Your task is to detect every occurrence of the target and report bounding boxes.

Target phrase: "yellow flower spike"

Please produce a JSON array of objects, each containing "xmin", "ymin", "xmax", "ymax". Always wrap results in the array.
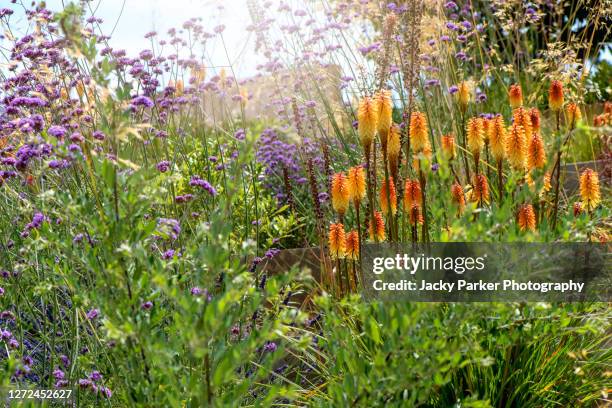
[
  {"xmin": 387, "ymin": 124, "xmax": 401, "ymax": 179},
  {"xmin": 508, "ymin": 83, "xmax": 523, "ymax": 108},
  {"xmin": 457, "ymin": 81, "xmax": 471, "ymax": 112},
  {"xmin": 548, "ymin": 80, "xmax": 564, "ymax": 111},
  {"xmin": 506, "ymin": 123, "xmax": 526, "ymax": 171},
  {"xmin": 579, "ymin": 168, "xmax": 601, "ymax": 211},
  {"xmin": 489, "ymin": 115, "xmax": 506, "ymax": 162},
  {"xmin": 358, "ymin": 96, "xmax": 378, "ymax": 155},
  {"xmin": 328, "ymin": 223, "xmax": 347, "ymax": 259},
  {"xmin": 441, "ymin": 134, "xmax": 456, "ymax": 160},
  {"xmin": 513, "ymin": 107, "xmax": 532, "ymax": 139},
  {"xmin": 331, "ymin": 172, "xmax": 350, "ymax": 217},
  {"xmin": 466, "ymin": 117, "xmax": 485, "ymax": 157},
  {"xmin": 527, "ymin": 133, "xmax": 546, "ymax": 170},
  {"xmin": 409, "ymin": 111, "xmax": 429, "ymax": 153},
  {"xmin": 375, "ymin": 90, "xmax": 393, "ymax": 149},
  {"xmin": 347, "ymin": 166, "xmax": 366, "ymax": 206}
]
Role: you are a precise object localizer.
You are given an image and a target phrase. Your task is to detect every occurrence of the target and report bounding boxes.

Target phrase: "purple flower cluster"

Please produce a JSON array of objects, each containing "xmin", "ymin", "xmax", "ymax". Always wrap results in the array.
[
  {"xmin": 78, "ymin": 371, "xmax": 112, "ymax": 398},
  {"xmin": 156, "ymin": 218, "xmax": 181, "ymax": 241},
  {"xmin": 189, "ymin": 176, "xmax": 217, "ymax": 196}
]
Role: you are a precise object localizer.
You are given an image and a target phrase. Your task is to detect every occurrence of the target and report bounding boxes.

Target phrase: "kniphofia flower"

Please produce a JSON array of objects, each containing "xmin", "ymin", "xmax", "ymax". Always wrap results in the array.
[
  {"xmin": 409, "ymin": 111, "xmax": 429, "ymax": 153},
  {"xmin": 347, "ymin": 166, "xmax": 366, "ymax": 205},
  {"xmin": 565, "ymin": 103, "xmax": 581, "ymax": 128},
  {"xmin": 513, "ymin": 107, "xmax": 532, "ymax": 139},
  {"xmin": 506, "ymin": 123, "xmax": 526, "ymax": 171},
  {"xmin": 517, "ymin": 204, "xmax": 536, "ymax": 231},
  {"xmin": 345, "ymin": 230, "xmax": 360, "ymax": 260},
  {"xmin": 451, "ymin": 182, "xmax": 466, "ymax": 214},
  {"xmin": 548, "ymin": 80, "xmax": 564, "ymax": 111},
  {"xmin": 441, "ymin": 134, "xmax": 456, "ymax": 160},
  {"xmin": 358, "ymin": 96, "xmax": 378, "ymax": 155},
  {"xmin": 331, "ymin": 172, "xmax": 350, "ymax": 217},
  {"xmin": 466, "ymin": 117, "xmax": 484, "ymax": 158},
  {"xmin": 527, "ymin": 133, "xmax": 546, "ymax": 170},
  {"xmin": 375, "ymin": 89, "xmax": 393, "ymax": 149},
  {"xmin": 471, "ymin": 174, "xmax": 490, "ymax": 205},
  {"xmin": 508, "ymin": 84, "xmax": 523, "ymax": 108},
  {"xmin": 529, "ymin": 108, "xmax": 541, "ymax": 134},
  {"xmin": 457, "ymin": 81, "xmax": 471, "ymax": 112},
  {"xmin": 403, "ymin": 179, "xmax": 422, "ymax": 210},
  {"xmin": 380, "ymin": 177, "xmax": 397, "ymax": 216},
  {"xmin": 489, "ymin": 115, "xmax": 506, "ymax": 162},
  {"xmin": 387, "ymin": 124, "xmax": 401, "ymax": 180},
  {"xmin": 328, "ymin": 223, "xmax": 346, "ymax": 259},
  {"xmin": 579, "ymin": 168, "xmax": 601, "ymax": 211},
  {"xmin": 369, "ymin": 211, "xmax": 385, "ymax": 242}
]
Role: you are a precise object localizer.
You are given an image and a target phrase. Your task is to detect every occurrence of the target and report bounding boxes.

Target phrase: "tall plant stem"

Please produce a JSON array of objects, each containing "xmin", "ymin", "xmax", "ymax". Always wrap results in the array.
[
  {"xmin": 497, "ymin": 159, "xmax": 504, "ymax": 204},
  {"xmin": 365, "ymin": 147, "xmax": 377, "ymax": 243},
  {"xmin": 419, "ymin": 168, "xmax": 430, "ymax": 244},
  {"xmin": 336, "ymin": 258, "xmax": 343, "ymax": 297},
  {"xmin": 551, "ymin": 110, "xmax": 564, "ymax": 229},
  {"xmin": 355, "ymin": 202, "xmax": 362, "ymax": 266},
  {"xmin": 461, "ymin": 111, "xmax": 471, "ymax": 185},
  {"xmin": 382, "ymin": 154, "xmax": 395, "ymax": 241}
]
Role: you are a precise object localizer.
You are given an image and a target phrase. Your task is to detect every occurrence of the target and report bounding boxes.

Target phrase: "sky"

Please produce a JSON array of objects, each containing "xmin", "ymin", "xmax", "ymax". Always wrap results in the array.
[{"xmin": 7, "ymin": 0, "xmax": 263, "ymax": 77}]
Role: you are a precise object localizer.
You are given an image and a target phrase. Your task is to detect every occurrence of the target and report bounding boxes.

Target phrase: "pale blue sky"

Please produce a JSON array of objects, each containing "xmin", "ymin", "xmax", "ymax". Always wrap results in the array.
[{"xmin": 7, "ymin": 0, "xmax": 264, "ymax": 77}]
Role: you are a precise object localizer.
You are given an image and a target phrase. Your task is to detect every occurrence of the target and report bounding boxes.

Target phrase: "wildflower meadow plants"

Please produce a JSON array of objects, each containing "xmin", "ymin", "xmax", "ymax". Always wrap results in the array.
[{"xmin": 0, "ymin": 0, "xmax": 610, "ymax": 407}]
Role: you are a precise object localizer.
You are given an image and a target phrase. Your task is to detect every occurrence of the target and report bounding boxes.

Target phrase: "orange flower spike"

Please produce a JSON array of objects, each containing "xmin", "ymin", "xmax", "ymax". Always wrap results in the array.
[
  {"xmin": 441, "ymin": 134, "xmax": 456, "ymax": 160},
  {"xmin": 508, "ymin": 83, "xmax": 523, "ymax": 108},
  {"xmin": 489, "ymin": 115, "xmax": 506, "ymax": 162},
  {"xmin": 579, "ymin": 168, "xmax": 601, "ymax": 211},
  {"xmin": 466, "ymin": 117, "xmax": 485, "ymax": 157},
  {"xmin": 403, "ymin": 179, "xmax": 422, "ymax": 210},
  {"xmin": 387, "ymin": 125, "xmax": 401, "ymax": 179},
  {"xmin": 369, "ymin": 211, "xmax": 386, "ymax": 242},
  {"xmin": 379, "ymin": 177, "xmax": 397, "ymax": 216},
  {"xmin": 358, "ymin": 96, "xmax": 378, "ymax": 154},
  {"xmin": 331, "ymin": 172, "xmax": 350, "ymax": 217},
  {"xmin": 548, "ymin": 80, "xmax": 564, "ymax": 111},
  {"xmin": 513, "ymin": 107, "xmax": 532, "ymax": 138},
  {"xmin": 529, "ymin": 108, "xmax": 541, "ymax": 134},
  {"xmin": 457, "ymin": 81, "xmax": 471, "ymax": 112},
  {"xmin": 472, "ymin": 174, "xmax": 490, "ymax": 205},
  {"xmin": 505, "ymin": 123, "xmax": 526, "ymax": 171},
  {"xmin": 375, "ymin": 90, "xmax": 393, "ymax": 148},
  {"xmin": 450, "ymin": 182, "xmax": 466, "ymax": 214},
  {"xmin": 345, "ymin": 230, "xmax": 360, "ymax": 260},
  {"xmin": 517, "ymin": 204, "xmax": 536, "ymax": 232},
  {"xmin": 565, "ymin": 103, "xmax": 581, "ymax": 128},
  {"xmin": 527, "ymin": 133, "xmax": 546, "ymax": 170},
  {"xmin": 328, "ymin": 223, "xmax": 347, "ymax": 259},
  {"xmin": 409, "ymin": 111, "xmax": 429, "ymax": 153},
  {"xmin": 482, "ymin": 118, "xmax": 492, "ymax": 143},
  {"xmin": 347, "ymin": 166, "xmax": 366, "ymax": 205},
  {"xmin": 542, "ymin": 172, "xmax": 552, "ymax": 193}
]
